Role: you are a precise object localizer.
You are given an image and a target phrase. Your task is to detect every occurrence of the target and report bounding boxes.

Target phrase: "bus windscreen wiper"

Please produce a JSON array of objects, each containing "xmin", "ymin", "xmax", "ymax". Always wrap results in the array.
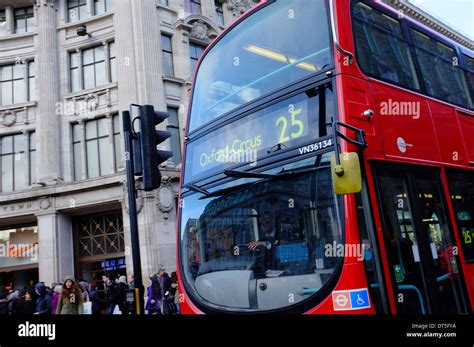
[
  {"xmin": 223, "ymin": 170, "xmax": 275, "ymax": 179},
  {"xmin": 185, "ymin": 184, "xmax": 209, "ymax": 196},
  {"xmin": 224, "ymin": 163, "xmax": 329, "ymax": 180}
]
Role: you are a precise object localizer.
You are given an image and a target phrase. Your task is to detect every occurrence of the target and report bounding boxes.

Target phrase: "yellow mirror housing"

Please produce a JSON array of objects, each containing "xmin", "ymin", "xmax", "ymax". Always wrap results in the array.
[{"xmin": 331, "ymin": 152, "xmax": 362, "ymax": 195}]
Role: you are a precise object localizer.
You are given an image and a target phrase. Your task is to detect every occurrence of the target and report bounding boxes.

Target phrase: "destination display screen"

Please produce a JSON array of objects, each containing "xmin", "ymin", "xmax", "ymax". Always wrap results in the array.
[{"xmin": 184, "ymin": 92, "xmax": 323, "ymax": 182}]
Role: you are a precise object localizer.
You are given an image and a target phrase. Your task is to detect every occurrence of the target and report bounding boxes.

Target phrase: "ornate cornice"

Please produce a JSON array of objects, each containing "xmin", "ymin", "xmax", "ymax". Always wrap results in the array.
[{"xmin": 383, "ymin": 0, "xmax": 473, "ymax": 49}]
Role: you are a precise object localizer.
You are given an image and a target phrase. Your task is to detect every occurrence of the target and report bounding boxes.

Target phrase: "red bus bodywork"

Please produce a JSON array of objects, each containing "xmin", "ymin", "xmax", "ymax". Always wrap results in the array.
[{"xmin": 176, "ymin": 0, "xmax": 474, "ymax": 314}]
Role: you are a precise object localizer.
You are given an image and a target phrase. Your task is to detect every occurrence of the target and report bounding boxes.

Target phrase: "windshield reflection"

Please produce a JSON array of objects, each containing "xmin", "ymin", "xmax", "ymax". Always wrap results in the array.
[{"xmin": 180, "ymin": 158, "xmax": 343, "ymax": 311}]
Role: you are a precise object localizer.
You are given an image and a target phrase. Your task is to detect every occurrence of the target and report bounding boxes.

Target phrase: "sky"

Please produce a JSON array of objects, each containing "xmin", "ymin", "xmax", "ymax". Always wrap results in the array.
[{"xmin": 408, "ymin": 0, "xmax": 474, "ymax": 40}]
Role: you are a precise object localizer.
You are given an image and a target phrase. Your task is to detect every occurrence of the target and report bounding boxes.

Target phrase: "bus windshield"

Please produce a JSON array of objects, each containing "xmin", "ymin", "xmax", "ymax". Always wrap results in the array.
[
  {"xmin": 188, "ymin": 0, "xmax": 333, "ymax": 132},
  {"xmin": 179, "ymin": 155, "xmax": 343, "ymax": 311}
]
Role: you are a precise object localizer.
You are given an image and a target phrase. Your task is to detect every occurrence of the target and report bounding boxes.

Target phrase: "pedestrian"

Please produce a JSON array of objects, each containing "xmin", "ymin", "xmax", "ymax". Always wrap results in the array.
[
  {"xmin": 0, "ymin": 291, "xmax": 8, "ymax": 315},
  {"xmin": 145, "ymin": 276, "xmax": 159, "ymax": 315},
  {"xmin": 127, "ymin": 274, "xmax": 134, "ymax": 289},
  {"xmin": 51, "ymin": 284, "xmax": 62, "ymax": 315},
  {"xmin": 117, "ymin": 275, "xmax": 128, "ymax": 314},
  {"xmin": 170, "ymin": 271, "xmax": 180, "ymax": 314},
  {"xmin": 88, "ymin": 283, "xmax": 102, "ymax": 315},
  {"xmin": 102, "ymin": 273, "xmax": 120, "ymax": 314},
  {"xmin": 34, "ymin": 283, "xmax": 52, "ymax": 315},
  {"xmin": 17, "ymin": 288, "xmax": 36, "ymax": 315},
  {"xmin": 79, "ymin": 280, "xmax": 90, "ymax": 303},
  {"xmin": 56, "ymin": 276, "xmax": 84, "ymax": 315},
  {"xmin": 151, "ymin": 264, "xmax": 172, "ymax": 315},
  {"xmin": 7, "ymin": 289, "xmax": 20, "ymax": 315}
]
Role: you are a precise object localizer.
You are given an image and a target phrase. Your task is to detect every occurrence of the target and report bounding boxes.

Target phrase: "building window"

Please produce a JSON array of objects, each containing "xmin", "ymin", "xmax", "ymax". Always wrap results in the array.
[
  {"xmin": 72, "ymin": 124, "xmax": 82, "ymax": 180},
  {"xmin": 29, "ymin": 132, "xmax": 36, "ymax": 185},
  {"xmin": 0, "ymin": 132, "xmax": 35, "ymax": 192},
  {"xmin": 184, "ymin": 0, "xmax": 201, "ymax": 15},
  {"xmin": 28, "ymin": 61, "xmax": 35, "ymax": 101},
  {"xmin": 411, "ymin": 29, "xmax": 473, "ymax": 109},
  {"xmin": 14, "ymin": 7, "xmax": 34, "ymax": 34},
  {"xmin": 353, "ymin": 2, "xmax": 420, "ymax": 91},
  {"xmin": 215, "ymin": 1, "xmax": 224, "ymax": 26},
  {"xmin": 94, "ymin": 0, "xmax": 113, "ymax": 15},
  {"xmin": 86, "ymin": 118, "xmax": 112, "ymax": 178},
  {"xmin": 159, "ymin": 0, "xmax": 169, "ymax": 6},
  {"xmin": 68, "ymin": 0, "xmax": 88, "ymax": 23},
  {"xmin": 0, "ymin": 62, "xmax": 35, "ymax": 106},
  {"xmin": 83, "ymin": 46, "xmax": 106, "ymax": 90},
  {"xmin": 70, "ymin": 52, "xmax": 80, "ymax": 92},
  {"xmin": 73, "ymin": 116, "xmax": 121, "ymax": 180},
  {"xmin": 109, "ymin": 42, "xmax": 117, "ymax": 82},
  {"xmin": 167, "ymin": 107, "xmax": 182, "ymax": 166},
  {"xmin": 0, "ymin": 10, "xmax": 7, "ymax": 36},
  {"xmin": 161, "ymin": 35, "xmax": 175, "ymax": 77},
  {"xmin": 464, "ymin": 55, "xmax": 474, "ymax": 109},
  {"xmin": 113, "ymin": 114, "xmax": 122, "ymax": 170},
  {"xmin": 70, "ymin": 43, "xmax": 115, "ymax": 92},
  {"xmin": 189, "ymin": 42, "xmax": 205, "ymax": 75}
]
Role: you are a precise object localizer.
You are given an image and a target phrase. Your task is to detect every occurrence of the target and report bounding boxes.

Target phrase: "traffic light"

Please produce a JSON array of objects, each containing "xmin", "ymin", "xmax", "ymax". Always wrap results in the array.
[{"xmin": 139, "ymin": 105, "xmax": 173, "ymax": 191}]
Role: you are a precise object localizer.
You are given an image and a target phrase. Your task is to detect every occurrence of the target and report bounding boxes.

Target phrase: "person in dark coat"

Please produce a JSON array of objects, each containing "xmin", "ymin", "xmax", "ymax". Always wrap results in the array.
[
  {"xmin": 117, "ymin": 276, "xmax": 128, "ymax": 314},
  {"xmin": 34, "ymin": 283, "xmax": 52, "ymax": 315},
  {"xmin": 7, "ymin": 290, "xmax": 20, "ymax": 315},
  {"xmin": 102, "ymin": 273, "xmax": 120, "ymax": 314},
  {"xmin": 0, "ymin": 291, "xmax": 9, "ymax": 315},
  {"xmin": 88, "ymin": 283, "xmax": 102, "ymax": 315},
  {"xmin": 151, "ymin": 265, "xmax": 172, "ymax": 314},
  {"xmin": 17, "ymin": 288, "xmax": 37, "ymax": 315}
]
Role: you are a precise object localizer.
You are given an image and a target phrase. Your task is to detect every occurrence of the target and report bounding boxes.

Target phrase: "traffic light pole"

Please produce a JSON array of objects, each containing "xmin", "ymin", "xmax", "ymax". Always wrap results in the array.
[{"xmin": 122, "ymin": 109, "xmax": 144, "ymax": 314}]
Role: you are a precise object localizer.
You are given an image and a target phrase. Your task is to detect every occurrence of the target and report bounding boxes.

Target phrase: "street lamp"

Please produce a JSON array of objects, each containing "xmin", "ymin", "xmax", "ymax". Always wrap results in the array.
[{"xmin": 77, "ymin": 24, "xmax": 91, "ymax": 37}]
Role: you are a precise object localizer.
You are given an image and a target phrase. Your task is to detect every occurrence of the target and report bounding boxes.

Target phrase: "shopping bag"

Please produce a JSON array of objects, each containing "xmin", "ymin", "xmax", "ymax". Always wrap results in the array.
[
  {"xmin": 83, "ymin": 301, "xmax": 92, "ymax": 315},
  {"xmin": 113, "ymin": 304, "xmax": 122, "ymax": 315}
]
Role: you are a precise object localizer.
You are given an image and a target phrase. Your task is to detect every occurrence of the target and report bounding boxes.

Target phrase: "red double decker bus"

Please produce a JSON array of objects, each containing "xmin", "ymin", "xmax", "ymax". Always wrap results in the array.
[{"xmin": 177, "ymin": 0, "xmax": 474, "ymax": 314}]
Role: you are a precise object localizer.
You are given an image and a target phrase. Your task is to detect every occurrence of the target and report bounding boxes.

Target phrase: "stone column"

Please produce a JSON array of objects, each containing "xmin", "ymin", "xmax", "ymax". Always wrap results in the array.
[
  {"xmin": 129, "ymin": 0, "xmax": 167, "ymax": 110},
  {"xmin": 36, "ymin": 210, "xmax": 74, "ymax": 286},
  {"xmin": 103, "ymin": 41, "xmax": 111, "ymax": 84},
  {"xmin": 36, "ymin": 0, "xmax": 61, "ymax": 184},
  {"xmin": 5, "ymin": 6, "xmax": 13, "ymax": 35},
  {"xmin": 113, "ymin": 0, "xmax": 139, "ymax": 112}
]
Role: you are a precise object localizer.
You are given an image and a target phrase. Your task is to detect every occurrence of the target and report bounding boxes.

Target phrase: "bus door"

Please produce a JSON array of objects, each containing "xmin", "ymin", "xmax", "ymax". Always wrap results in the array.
[{"xmin": 373, "ymin": 164, "xmax": 469, "ymax": 314}]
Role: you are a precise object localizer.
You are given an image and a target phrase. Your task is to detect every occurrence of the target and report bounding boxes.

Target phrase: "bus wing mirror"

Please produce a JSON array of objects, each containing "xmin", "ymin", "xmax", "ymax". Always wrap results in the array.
[{"xmin": 331, "ymin": 152, "xmax": 362, "ymax": 195}]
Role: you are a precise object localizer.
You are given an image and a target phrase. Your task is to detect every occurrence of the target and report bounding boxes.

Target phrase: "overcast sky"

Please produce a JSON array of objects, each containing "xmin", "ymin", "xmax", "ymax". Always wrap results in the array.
[{"xmin": 409, "ymin": 0, "xmax": 474, "ymax": 40}]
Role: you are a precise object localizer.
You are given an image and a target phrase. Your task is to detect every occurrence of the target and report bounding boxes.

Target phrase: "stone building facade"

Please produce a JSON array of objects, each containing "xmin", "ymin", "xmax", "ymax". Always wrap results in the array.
[{"xmin": 0, "ymin": 0, "xmax": 257, "ymax": 289}]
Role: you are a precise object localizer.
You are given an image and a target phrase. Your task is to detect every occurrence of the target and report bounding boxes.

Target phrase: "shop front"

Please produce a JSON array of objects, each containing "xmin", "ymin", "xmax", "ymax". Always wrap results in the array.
[{"xmin": 0, "ymin": 225, "xmax": 39, "ymax": 290}]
